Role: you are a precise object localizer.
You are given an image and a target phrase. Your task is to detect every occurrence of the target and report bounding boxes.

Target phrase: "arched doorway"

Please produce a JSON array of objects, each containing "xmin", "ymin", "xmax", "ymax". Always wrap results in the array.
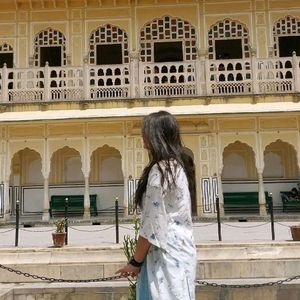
[
  {"xmin": 263, "ymin": 139, "xmax": 299, "ymax": 210},
  {"xmin": 90, "ymin": 145, "xmax": 124, "ymax": 213},
  {"xmin": 50, "ymin": 146, "xmax": 83, "ymax": 184},
  {"xmin": 10, "ymin": 148, "xmax": 43, "ymax": 215},
  {"xmin": 222, "ymin": 141, "xmax": 257, "ymax": 213}
]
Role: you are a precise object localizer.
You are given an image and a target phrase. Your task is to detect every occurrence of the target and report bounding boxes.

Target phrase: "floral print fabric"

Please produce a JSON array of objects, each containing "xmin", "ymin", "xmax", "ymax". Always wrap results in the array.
[{"xmin": 137, "ymin": 162, "xmax": 196, "ymax": 300}]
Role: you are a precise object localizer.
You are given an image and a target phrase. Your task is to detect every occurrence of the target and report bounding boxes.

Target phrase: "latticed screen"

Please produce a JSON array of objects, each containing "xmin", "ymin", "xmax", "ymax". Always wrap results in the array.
[
  {"xmin": 0, "ymin": 43, "xmax": 13, "ymax": 68},
  {"xmin": 273, "ymin": 15, "xmax": 300, "ymax": 57},
  {"xmin": 140, "ymin": 15, "xmax": 197, "ymax": 63},
  {"xmin": 34, "ymin": 28, "xmax": 66, "ymax": 67},
  {"xmin": 208, "ymin": 19, "xmax": 250, "ymax": 60},
  {"xmin": 89, "ymin": 24, "xmax": 128, "ymax": 65}
]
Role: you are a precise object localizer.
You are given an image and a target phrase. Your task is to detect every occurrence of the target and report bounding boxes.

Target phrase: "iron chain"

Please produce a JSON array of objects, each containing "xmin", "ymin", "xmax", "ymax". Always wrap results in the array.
[
  {"xmin": 0, "ymin": 263, "xmax": 123, "ymax": 283},
  {"xmin": 2, "ymin": 262, "xmax": 300, "ymax": 287},
  {"xmin": 196, "ymin": 275, "xmax": 300, "ymax": 288}
]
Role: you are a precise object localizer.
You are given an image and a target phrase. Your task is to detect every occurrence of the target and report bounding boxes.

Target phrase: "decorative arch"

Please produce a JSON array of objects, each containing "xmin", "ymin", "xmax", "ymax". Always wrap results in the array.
[
  {"xmin": 222, "ymin": 141, "xmax": 257, "ymax": 180},
  {"xmin": 0, "ymin": 43, "xmax": 13, "ymax": 52},
  {"xmin": 208, "ymin": 19, "xmax": 250, "ymax": 60},
  {"xmin": 50, "ymin": 146, "xmax": 83, "ymax": 184},
  {"xmin": 263, "ymin": 139, "xmax": 298, "ymax": 179},
  {"xmin": 0, "ymin": 43, "xmax": 13, "ymax": 70},
  {"xmin": 11, "ymin": 148, "xmax": 43, "ymax": 185},
  {"xmin": 273, "ymin": 15, "xmax": 300, "ymax": 57},
  {"xmin": 88, "ymin": 24, "xmax": 129, "ymax": 65},
  {"xmin": 33, "ymin": 28, "xmax": 67, "ymax": 67},
  {"xmin": 140, "ymin": 15, "xmax": 197, "ymax": 62},
  {"xmin": 90, "ymin": 144, "xmax": 123, "ymax": 183}
]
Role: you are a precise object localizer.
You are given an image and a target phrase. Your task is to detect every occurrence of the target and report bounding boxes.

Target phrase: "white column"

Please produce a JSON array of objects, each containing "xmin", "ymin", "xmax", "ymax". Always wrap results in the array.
[
  {"xmin": 251, "ymin": 53, "xmax": 259, "ymax": 94},
  {"xmin": 42, "ymin": 176, "xmax": 50, "ymax": 221},
  {"xmin": 3, "ymin": 179, "xmax": 10, "ymax": 221},
  {"xmin": 129, "ymin": 51, "xmax": 139, "ymax": 98},
  {"xmin": 204, "ymin": 57, "xmax": 212, "ymax": 95},
  {"xmin": 2, "ymin": 64, "xmax": 8, "ymax": 102},
  {"xmin": 292, "ymin": 51, "xmax": 300, "ymax": 93},
  {"xmin": 44, "ymin": 62, "xmax": 50, "ymax": 101},
  {"xmin": 83, "ymin": 62, "xmax": 89, "ymax": 100},
  {"xmin": 217, "ymin": 170, "xmax": 224, "ymax": 216},
  {"xmin": 257, "ymin": 169, "xmax": 267, "ymax": 216},
  {"xmin": 83, "ymin": 176, "xmax": 90, "ymax": 220}
]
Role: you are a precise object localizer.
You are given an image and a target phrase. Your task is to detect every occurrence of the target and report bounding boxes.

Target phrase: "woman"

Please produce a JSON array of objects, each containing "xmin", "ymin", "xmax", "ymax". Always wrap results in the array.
[{"xmin": 116, "ymin": 111, "xmax": 196, "ymax": 299}]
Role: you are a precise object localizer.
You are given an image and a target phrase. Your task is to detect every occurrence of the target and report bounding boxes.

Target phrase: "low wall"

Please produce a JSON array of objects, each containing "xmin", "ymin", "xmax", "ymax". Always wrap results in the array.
[
  {"xmin": 1, "ymin": 281, "xmax": 300, "ymax": 300},
  {"xmin": 0, "ymin": 242, "xmax": 300, "ymax": 299}
]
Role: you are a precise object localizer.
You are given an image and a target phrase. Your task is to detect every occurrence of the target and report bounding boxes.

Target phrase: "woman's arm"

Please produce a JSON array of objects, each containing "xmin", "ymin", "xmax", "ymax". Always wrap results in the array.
[{"xmin": 116, "ymin": 235, "xmax": 151, "ymax": 277}]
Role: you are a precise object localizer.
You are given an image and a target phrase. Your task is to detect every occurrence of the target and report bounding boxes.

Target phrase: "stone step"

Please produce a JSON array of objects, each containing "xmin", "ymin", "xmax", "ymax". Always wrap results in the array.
[
  {"xmin": 1, "ymin": 242, "xmax": 300, "ymax": 283},
  {"xmin": 1, "ymin": 279, "xmax": 300, "ymax": 300}
]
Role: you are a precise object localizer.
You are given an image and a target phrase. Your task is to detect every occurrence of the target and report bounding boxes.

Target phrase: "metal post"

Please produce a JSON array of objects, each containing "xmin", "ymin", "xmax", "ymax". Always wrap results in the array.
[
  {"xmin": 64, "ymin": 197, "xmax": 68, "ymax": 245},
  {"xmin": 269, "ymin": 193, "xmax": 275, "ymax": 241},
  {"xmin": 15, "ymin": 199, "xmax": 20, "ymax": 247},
  {"xmin": 216, "ymin": 196, "xmax": 222, "ymax": 241},
  {"xmin": 115, "ymin": 197, "xmax": 119, "ymax": 244}
]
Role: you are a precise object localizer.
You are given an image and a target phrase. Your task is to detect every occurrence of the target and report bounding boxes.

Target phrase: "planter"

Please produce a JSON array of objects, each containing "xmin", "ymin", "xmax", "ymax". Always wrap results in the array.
[
  {"xmin": 52, "ymin": 232, "xmax": 66, "ymax": 247},
  {"xmin": 290, "ymin": 225, "xmax": 300, "ymax": 241}
]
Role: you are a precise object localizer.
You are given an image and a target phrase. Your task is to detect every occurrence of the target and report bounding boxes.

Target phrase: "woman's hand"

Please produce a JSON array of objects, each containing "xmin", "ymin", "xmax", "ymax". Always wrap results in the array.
[{"xmin": 116, "ymin": 264, "xmax": 140, "ymax": 278}]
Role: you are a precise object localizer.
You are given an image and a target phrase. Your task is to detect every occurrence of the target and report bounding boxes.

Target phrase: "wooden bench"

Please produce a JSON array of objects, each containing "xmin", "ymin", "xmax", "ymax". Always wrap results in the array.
[
  {"xmin": 223, "ymin": 191, "xmax": 272, "ymax": 214},
  {"xmin": 280, "ymin": 191, "xmax": 300, "ymax": 212},
  {"xmin": 49, "ymin": 194, "xmax": 98, "ymax": 217}
]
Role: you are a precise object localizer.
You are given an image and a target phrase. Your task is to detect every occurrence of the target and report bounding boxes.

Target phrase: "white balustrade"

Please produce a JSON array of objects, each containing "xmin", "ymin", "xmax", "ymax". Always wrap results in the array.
[
  {"xmin": 256, "ymin": 57, "xmax": 294, "ymax": 93},
  {"xmin": 208, "ymin": 59, "xmax": 252, "ymax": 95},
  {"xmin": 0, "ymin": 55, "xmax": 300, "ymax": 103},
  {"xmin": 6, "ymin": 68, "xmax": 44, "ymax": 102},
  {"xmin": 49, "ymin": 66, "xmax": 83, "ymax": 101},
  {"xmin": 89, "ymin": 64, "xmax": 130, "ymax": 100},
  {"xmin": 140, "ymin": 62, "xmax": 197, "ymax": 98}
]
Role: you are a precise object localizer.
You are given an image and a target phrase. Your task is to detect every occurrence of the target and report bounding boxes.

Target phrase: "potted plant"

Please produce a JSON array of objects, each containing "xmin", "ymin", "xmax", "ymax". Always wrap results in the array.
[
  {"xmin": 290, "ymin": 225, "xmax": 300, "ymax": 241},
  {"xmin": 52, "ymin": 218, "xmax": 66, "ymax": 247},
  {"xmin": 123, "ymin": 217, "xmax": 140, "ymax": 300}
]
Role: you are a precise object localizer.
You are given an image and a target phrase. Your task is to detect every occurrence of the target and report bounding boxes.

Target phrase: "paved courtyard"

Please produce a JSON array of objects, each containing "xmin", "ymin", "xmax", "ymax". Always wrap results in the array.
[{"xmin": 0, "ymin": 220, "xmax": 298, "ymax": 248}]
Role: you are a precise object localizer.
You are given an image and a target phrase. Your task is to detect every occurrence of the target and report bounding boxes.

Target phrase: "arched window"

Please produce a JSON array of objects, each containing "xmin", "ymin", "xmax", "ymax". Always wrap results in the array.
[
  {"xmin": 273, "ymin": 16, "xmax": 300, "ymax": 57},
  {"xmin": 140, "ymin": 15, "xmax": 197, "ymax": 63},
  {"xmin": 208, "ymin": 19, "xmax": 250, "ymax": 60},
  {"xmin": 0, "ymin": 43, "xmax": 13, "ymax": 68},
  {"xmin": 89, "ymin": 24, "xmax": 129, "ymax": 65},
  {"xmin": 34, "ymin": 28, "xmax": 67, "ymax": 67}
]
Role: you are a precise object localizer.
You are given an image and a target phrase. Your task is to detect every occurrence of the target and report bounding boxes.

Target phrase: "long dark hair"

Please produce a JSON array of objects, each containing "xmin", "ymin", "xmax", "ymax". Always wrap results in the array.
[{"xmin": 134, "ymin": 111, "xmax": 196, "ymax": 210}]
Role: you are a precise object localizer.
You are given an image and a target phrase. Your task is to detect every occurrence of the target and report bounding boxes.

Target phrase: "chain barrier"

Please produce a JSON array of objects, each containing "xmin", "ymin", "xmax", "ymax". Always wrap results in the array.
[
  {"xmin": 1, "ymin": 262, "xmax": 300, "ymax": 288},
  {"xmin": 0, "ymin": 228, "xmax": 15, "ymax": 233},
  {"xmin": 193, "ymin": 223, "xmax": 216, "ymax": 228},
  {"xmin": 20, "ymin": 228, "xmax": 53, "ymax": 233},
  {"xmin": 275, "ymin": 222, "xmax": 292, "ymax": 228},
  {"xmin": 222, "ymin": 222, "xmax": 270, "ymax": 229},
  {"xmin": 69, "ymin": 225, "xmax": 115, "ymax": 232},
  {"xmin": 196, "ymin": 275, "xmax": 300, "ymax": 288},
  {"xmin": 0, "ymin": 263, "xmax": 123, "ymax": 283}
]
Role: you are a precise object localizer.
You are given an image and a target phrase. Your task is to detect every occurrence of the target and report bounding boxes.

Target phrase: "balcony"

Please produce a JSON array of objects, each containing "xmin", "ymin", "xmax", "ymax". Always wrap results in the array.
[{"xmin": 1, "ymin": 53, "xmax": 300, "ymax": 103}]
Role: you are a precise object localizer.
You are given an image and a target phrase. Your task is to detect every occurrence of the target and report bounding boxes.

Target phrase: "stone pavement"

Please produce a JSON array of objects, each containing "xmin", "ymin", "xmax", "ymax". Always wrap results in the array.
[{"xmin": 0, "ymin": 220, "xmax": 297, "ymax": 248}]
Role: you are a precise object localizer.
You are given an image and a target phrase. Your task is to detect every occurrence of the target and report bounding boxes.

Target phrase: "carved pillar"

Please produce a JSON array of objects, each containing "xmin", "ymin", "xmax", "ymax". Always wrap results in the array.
[
  {"xmin": 83, "ymin": 175, "xmax": 90, "ymax": 220},
  {"xmin": 129, "ymin": 50, "xmax": 140, "ymax": 98},
  {"xmin": 82, "ymin": 137, "xmax": 90, "ymax": 220},
  {"xmin": 257, "ymin": 169, "xmax": 267, "ymax": 216},
  {"xmin": 3, "ymin": 178, "xmax": 10, "ymax": 221},
  {"xmin": 217, "ymin": 169, "xmax": 224, "ymax": 216},
  {"xmin": 42, "ymin": 175, "xmax": 50, "ymax": 221}
]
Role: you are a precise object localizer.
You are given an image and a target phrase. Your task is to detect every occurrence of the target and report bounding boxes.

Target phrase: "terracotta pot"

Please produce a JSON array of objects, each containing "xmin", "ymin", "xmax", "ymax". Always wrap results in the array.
[
  {"xmin": 290, "ymin": 226, "xmax": 300, "ymax": 241},
  {"xmin": 52, "ymin": 232, "xmax": 66, "ymax": 247}
]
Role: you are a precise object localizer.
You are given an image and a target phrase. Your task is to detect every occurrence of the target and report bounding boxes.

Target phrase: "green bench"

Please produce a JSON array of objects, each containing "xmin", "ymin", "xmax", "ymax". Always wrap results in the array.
[
  {"xmin": 280, "ymin": 191, "xmax": 300, "ymax": 212},
  {"xmin": 223, "ymin": 191, "xmax": 271, "ymax": 214},
  {"xmin": 50, "ymin": 194, "xmax": 98, "ymax": 217}
]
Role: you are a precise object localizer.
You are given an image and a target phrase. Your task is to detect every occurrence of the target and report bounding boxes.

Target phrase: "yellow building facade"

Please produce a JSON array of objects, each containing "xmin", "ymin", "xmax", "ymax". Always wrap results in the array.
[{"xmin": 0, "ymin": 0, "xmax": 300, "ymax": 222}]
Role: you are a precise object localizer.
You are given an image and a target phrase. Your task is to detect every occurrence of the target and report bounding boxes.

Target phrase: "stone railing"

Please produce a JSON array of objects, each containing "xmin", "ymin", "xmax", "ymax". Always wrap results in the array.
[{"xmin": 1, "ymin": 53, "xmax": 300, "ymax": 103}]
